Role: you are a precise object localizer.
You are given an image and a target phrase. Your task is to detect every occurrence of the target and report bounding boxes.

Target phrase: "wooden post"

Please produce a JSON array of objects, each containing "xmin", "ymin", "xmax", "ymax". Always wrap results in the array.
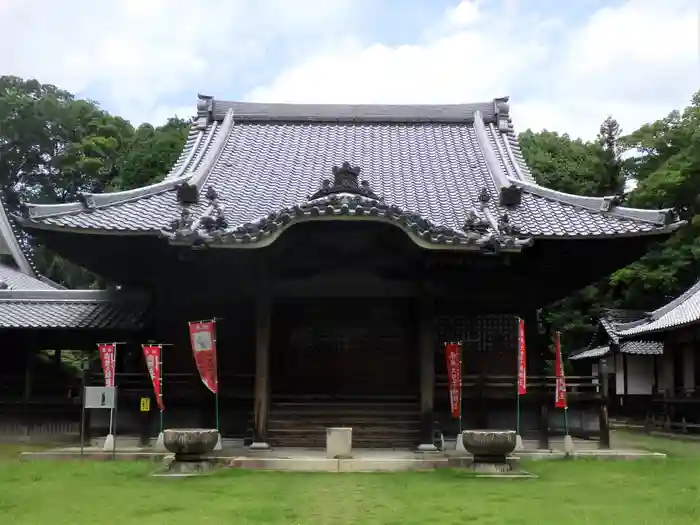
[
  {"xmin": 23, "ymin": 345, "xmax": 35, "ymax": 439},
  {"xmin": 598, "ymin": 358, "xmax": 611, "ymax": 449},
  {"xmin": 252, "ymin": 293, "xmax": 271, "ymax": 449},
  {"xmin": 522, "ymin": 310, "xmax": 548, "ymax": 450},
  {"xmin": 418, "ymin": 297, "xmax": 436, "ymax": 451}
]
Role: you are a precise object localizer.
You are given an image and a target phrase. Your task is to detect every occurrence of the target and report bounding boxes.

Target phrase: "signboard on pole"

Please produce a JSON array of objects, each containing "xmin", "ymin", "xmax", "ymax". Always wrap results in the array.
[
  {"xmin": 84, "ymin": 386, "xmax": 116, "ymax": 409},
  {"xmin": 142, "ymin": 345, "xmax": 164, "ymax": 410},
  {"xmin": 188, "ymin": 321, "xmax": 218, "ymax": 394}
]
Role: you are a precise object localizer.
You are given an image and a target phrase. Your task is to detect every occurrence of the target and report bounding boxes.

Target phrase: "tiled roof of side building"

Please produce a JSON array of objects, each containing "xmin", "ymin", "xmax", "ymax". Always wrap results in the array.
[
  {"xmin": 598, "ymin": 308, "xmax": 647, "ymax": 343},
  {"xmin": 617, "ymin": 279, "xmax": 700, "ymax": 336},
  {"xmin": 568, "ymin": 339, "xmax": 663, "ymax": 361},
  {"xmin": 0, "ymin": 289, "xmax": 150, "ymax": 329},
  {"xmin": 17, "ymin": 95, "xmax": 684, "ymax": 252},
  {"xmin": 0, "ymin": 192, "xmax": 150, "ymax": 330},
  {"xmin": 569, "ymin": 345, "xmax": 610, "ymax": 361}
]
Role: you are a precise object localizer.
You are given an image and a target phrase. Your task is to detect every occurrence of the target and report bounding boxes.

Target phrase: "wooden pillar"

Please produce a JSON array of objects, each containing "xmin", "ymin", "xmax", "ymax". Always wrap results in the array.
[
  {"xmin": 252, "ymin": 293, "xmax": 271, "ymax": 449},
  {"xmin": 418, "ymin": 297, "xmax": 436, "ymax": 451},
  {"xmin": 23, "ymin": 344, "xmax": 35, "ymax": 437}
]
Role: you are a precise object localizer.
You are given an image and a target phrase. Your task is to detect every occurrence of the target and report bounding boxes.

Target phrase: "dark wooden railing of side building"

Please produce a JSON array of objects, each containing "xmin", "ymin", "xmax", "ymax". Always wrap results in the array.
[{"xmin": 646, "ymin": 388, "xmax": 700, "ymax": 433}]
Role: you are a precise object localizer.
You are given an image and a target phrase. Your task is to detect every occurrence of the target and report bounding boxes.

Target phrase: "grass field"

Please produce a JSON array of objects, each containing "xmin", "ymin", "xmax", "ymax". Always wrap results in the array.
[{"xmin": 1, "ymin": 432, "xmax": 699, "ymax": 525}]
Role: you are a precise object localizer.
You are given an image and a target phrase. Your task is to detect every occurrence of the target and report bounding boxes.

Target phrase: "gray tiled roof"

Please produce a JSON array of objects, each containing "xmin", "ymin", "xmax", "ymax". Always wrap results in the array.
[
  {"xmin": 569, "ymin": 345, "xmax": 610, "ymax": 360},
  {"xmin": 619, "ymin": 340, "xmax": 663, "ymax": 355},
  {"xmin": 0, "ymin": 289, "xmax": 149, "ymax": 329},
  {"xmin": 0, "ymin": 264, "xmax": 56, "ymax": 291},
  {"xmin": 19, "ymin": 95, "xmax": 683, "ymax": 250},
  {"xmin": 599, "ymin": 308, "xmax": 646, "ymax": 343},
  {"xmin": 0, "ymin": 191, "xmax": 40, "ymax": 277},
  {"xmin": 569, "ymin": 339, "xmax": 664, "ymax": 360},
  {"xmin": 0, "ymin": 194, "xmax": 149, "ymax": 330},
  {"xmin": 617, "ymin": 279, "xmax": 700, "ymax": 336}
]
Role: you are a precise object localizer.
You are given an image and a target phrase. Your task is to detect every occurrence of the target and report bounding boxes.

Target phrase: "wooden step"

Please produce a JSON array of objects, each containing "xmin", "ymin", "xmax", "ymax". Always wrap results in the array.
[{"xmin": 262, "ymin": 398, "xmax": 422, "ymax": 448}]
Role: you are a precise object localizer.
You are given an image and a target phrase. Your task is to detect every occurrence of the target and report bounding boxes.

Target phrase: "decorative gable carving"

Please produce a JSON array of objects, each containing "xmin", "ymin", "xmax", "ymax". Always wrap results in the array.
[
  {"xmin": 176, "ymin": 182, "xmax": 199, "ymax": 205},
  {"xmin": 308, "ymin": 162, "xmax": 381, "ymax": 201}
]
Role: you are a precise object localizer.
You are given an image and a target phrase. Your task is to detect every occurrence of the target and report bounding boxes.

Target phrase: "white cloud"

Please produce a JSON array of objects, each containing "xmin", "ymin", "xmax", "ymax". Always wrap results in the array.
[
  {"xmin": 248, "ymin": 0, "xmax": 699, "ymax": 139},
  {"xmin": 1, "ymin": 0, "xmax": 697, "ymax": 138},
  {"xmin": 0, "ymin": 0, "xmax": 356, "ymax": 124}
]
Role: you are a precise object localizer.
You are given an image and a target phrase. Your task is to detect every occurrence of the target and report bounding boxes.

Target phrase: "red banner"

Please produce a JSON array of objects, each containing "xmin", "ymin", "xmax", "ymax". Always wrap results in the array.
[
  {"xmin": 188, "ymin": 321, "xmax": 218, "ymax": 394},
  {"xmin": 555, "ymin": 331, "xmax": 567, "ymax": 408},
  {"xmin": 445, "ymin": 342, "xmax": 462, "ymax": 418},
  {"xmin": 142, "ymin": 345, "xmax": 164, "ymax": 411},
  {"xmin": 517, "ymin": 318, "xmax": 527, "ymax": 395},
  {"xmin": 97, "ymin": 343, "xmax": 116, "ymax": 387}
]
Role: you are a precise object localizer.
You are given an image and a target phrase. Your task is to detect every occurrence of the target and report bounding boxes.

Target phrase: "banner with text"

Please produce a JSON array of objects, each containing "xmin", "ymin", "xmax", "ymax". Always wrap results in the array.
[
  {"xmin": 97, "ymin": 343, "xmax": 116, "ymax": 388},
  {"xmin": 188, "ymin": 320, "xmax": 218, "ymax": 394},
  {"xmin": 445, "ymin": 342, "xmax": 462, "ymax": 419},
  {"xmin": 142, "ymin": 345, "xmax": 164, "ymax": 411},
  {"xmin": 554, "ymin": 331, "xmax": 567, "ymax": 409},
  {"xmin": 517, "ymin": 318, "xmax": 527, "ymax": 395}
]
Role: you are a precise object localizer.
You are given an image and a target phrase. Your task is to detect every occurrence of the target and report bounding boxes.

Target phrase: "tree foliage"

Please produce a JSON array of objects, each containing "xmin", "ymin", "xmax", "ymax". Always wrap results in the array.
[
  {"xmin": 519, "ymin": 91, "xmax": 700, "ymax": 353},
  {"xmin": 0, "ymin": 75, "xmax": 189, "ymax": 287}
]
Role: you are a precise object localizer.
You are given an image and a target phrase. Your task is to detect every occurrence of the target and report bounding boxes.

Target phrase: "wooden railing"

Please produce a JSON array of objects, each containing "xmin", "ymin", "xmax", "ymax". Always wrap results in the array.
[{"xmin": 435, "ymin": 374, "xmax": 601, "ymax": 399}]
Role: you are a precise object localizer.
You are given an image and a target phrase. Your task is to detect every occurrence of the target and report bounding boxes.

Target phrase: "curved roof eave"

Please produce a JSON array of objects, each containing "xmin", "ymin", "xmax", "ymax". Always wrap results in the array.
[
  {"xmin": 616, "ymin": 278, "xmax": 700, "ymax": 337},
  {"xmin": 25, "ymin": 109, "xmax": 235, "ymax": 221},
  {"xmin": 161, "ymin": 193, "xmax": 535, "ymax": 254}
]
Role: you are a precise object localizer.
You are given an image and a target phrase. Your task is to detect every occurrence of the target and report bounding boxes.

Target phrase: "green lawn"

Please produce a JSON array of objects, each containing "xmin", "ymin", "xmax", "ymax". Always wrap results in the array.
[{"xmin": 1, "ymin": 433, "xmax": 699, "ymax": 525}]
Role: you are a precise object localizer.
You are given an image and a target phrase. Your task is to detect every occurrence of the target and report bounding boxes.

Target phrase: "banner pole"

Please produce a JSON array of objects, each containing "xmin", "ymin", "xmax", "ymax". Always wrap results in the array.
[
  {"xmin": 458, "ymin": 341, "xmax": 463, "ymax": 435},
  {"xmin": 107, "ymin": 343, "xmax": 116, "ymax": 437},
  {"xmin": 159, "ymin": 345, "xmax": 164, "ymax": 435},
  {"xmin": 80, "ymin": 350, "xmax": 87, "ymax": 458},
  {"xmin": 213, "ymin": 319, "xmax": 221, "ymax": 449},
  {"xmin": 516, "ymin": 317, "xmax": 521, "ymax": 437}
]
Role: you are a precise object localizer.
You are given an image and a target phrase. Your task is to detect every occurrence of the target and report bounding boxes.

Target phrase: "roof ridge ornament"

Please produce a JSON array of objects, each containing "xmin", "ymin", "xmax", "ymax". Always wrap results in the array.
[
  {"xmin": 199, "ymin": 186, "xmax": 228, "ymax": 232},
  {"xmin": 600, "ymin": 194, "xmax": 623, "ymax": 212},
  {"xmin": 196, "ymin": 93, "xmax": 214, "ymax": 130},
  {"xmin": 493, "ymin": 96, "xmax": 510, "ymax": 133},
  {"xmin": 308, "ymin": 162, "xmax": 382, "ymax": 201},
  {"xmin": 176, "ymin": 182, "xmax": 199, "ymax": 204},
  {"xmin": 462, "ymin": 187, "xmax": 531, "ymax": 253}
]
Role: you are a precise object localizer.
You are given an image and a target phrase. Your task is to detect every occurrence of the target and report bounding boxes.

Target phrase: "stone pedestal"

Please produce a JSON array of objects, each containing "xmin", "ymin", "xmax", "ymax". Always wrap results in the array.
[
  {"xmin": 326, "ymin": 427, "xmax": 352, "ymax": 458},
  {"xmin": 102, "ymin": 434, "xmax": 115, "ymax": 451},
  {"xmin": 462, "ymin": 429, "xmax": 516, "ymax": 472},
  {"xmin": 154, "ymin": 432, "xmax": 166, "ymax": 451},
  {"xmin": 160, "ymin": 428, "xmax": 219, "ymax": 477},
  {"xmin": 563, "ymin": 434, "xmax": 575, "ymax": 454}
]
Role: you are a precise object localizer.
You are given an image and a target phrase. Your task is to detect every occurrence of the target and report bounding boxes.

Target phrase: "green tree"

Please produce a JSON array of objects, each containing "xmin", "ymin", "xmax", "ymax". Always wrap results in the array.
[
  {"xmin": 0, "ymin": 75, "xmax": 188, "ymax": 288},
  {"xmin": 609, "ymin": 91, "xmax": 700, "ymax": 307},
  {"xmin": 115, "ymin": 117, "xmax": 190, "ymax": 190}
]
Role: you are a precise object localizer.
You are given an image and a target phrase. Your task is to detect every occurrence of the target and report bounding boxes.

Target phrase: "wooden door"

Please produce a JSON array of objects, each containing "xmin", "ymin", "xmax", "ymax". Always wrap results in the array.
[{"xmin": 272, "ymin": 299, "xmax": 416, "ymax": 396}]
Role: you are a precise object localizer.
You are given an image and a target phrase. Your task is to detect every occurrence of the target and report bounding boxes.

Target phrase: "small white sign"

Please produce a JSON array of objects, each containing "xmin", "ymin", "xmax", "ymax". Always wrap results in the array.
[{"xmin": 84, "ymin": 386, "xmax": 117, "ymax": 409}]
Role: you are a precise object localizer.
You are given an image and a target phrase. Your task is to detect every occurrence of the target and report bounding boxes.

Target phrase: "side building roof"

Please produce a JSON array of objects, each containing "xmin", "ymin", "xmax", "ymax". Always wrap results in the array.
[
  {"xmin": 0, "ymin": 192, "xmax": 149, "ymax": 330},
  {"xmin": 617, "ymin": 279, "xmax": 700, "ymax": 337},
  {"xmin": 16, "ymin": 94, "xmax": 683, "ymax": 254},
  {"xmin": 568, "ymin": 309, "xmax": 663, "ymax": 361}
]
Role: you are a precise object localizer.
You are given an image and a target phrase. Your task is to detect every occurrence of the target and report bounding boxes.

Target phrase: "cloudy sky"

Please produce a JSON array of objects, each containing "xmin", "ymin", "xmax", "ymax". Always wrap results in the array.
[{"xmin": 1, "ymin": 0, "xmax": 697, "ymax": 139}]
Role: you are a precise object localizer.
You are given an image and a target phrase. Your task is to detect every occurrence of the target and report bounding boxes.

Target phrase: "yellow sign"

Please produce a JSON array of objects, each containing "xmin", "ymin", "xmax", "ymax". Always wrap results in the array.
[{"xmin": 140, "ymin": 397, "xmax": 151, "ymax": 412}]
